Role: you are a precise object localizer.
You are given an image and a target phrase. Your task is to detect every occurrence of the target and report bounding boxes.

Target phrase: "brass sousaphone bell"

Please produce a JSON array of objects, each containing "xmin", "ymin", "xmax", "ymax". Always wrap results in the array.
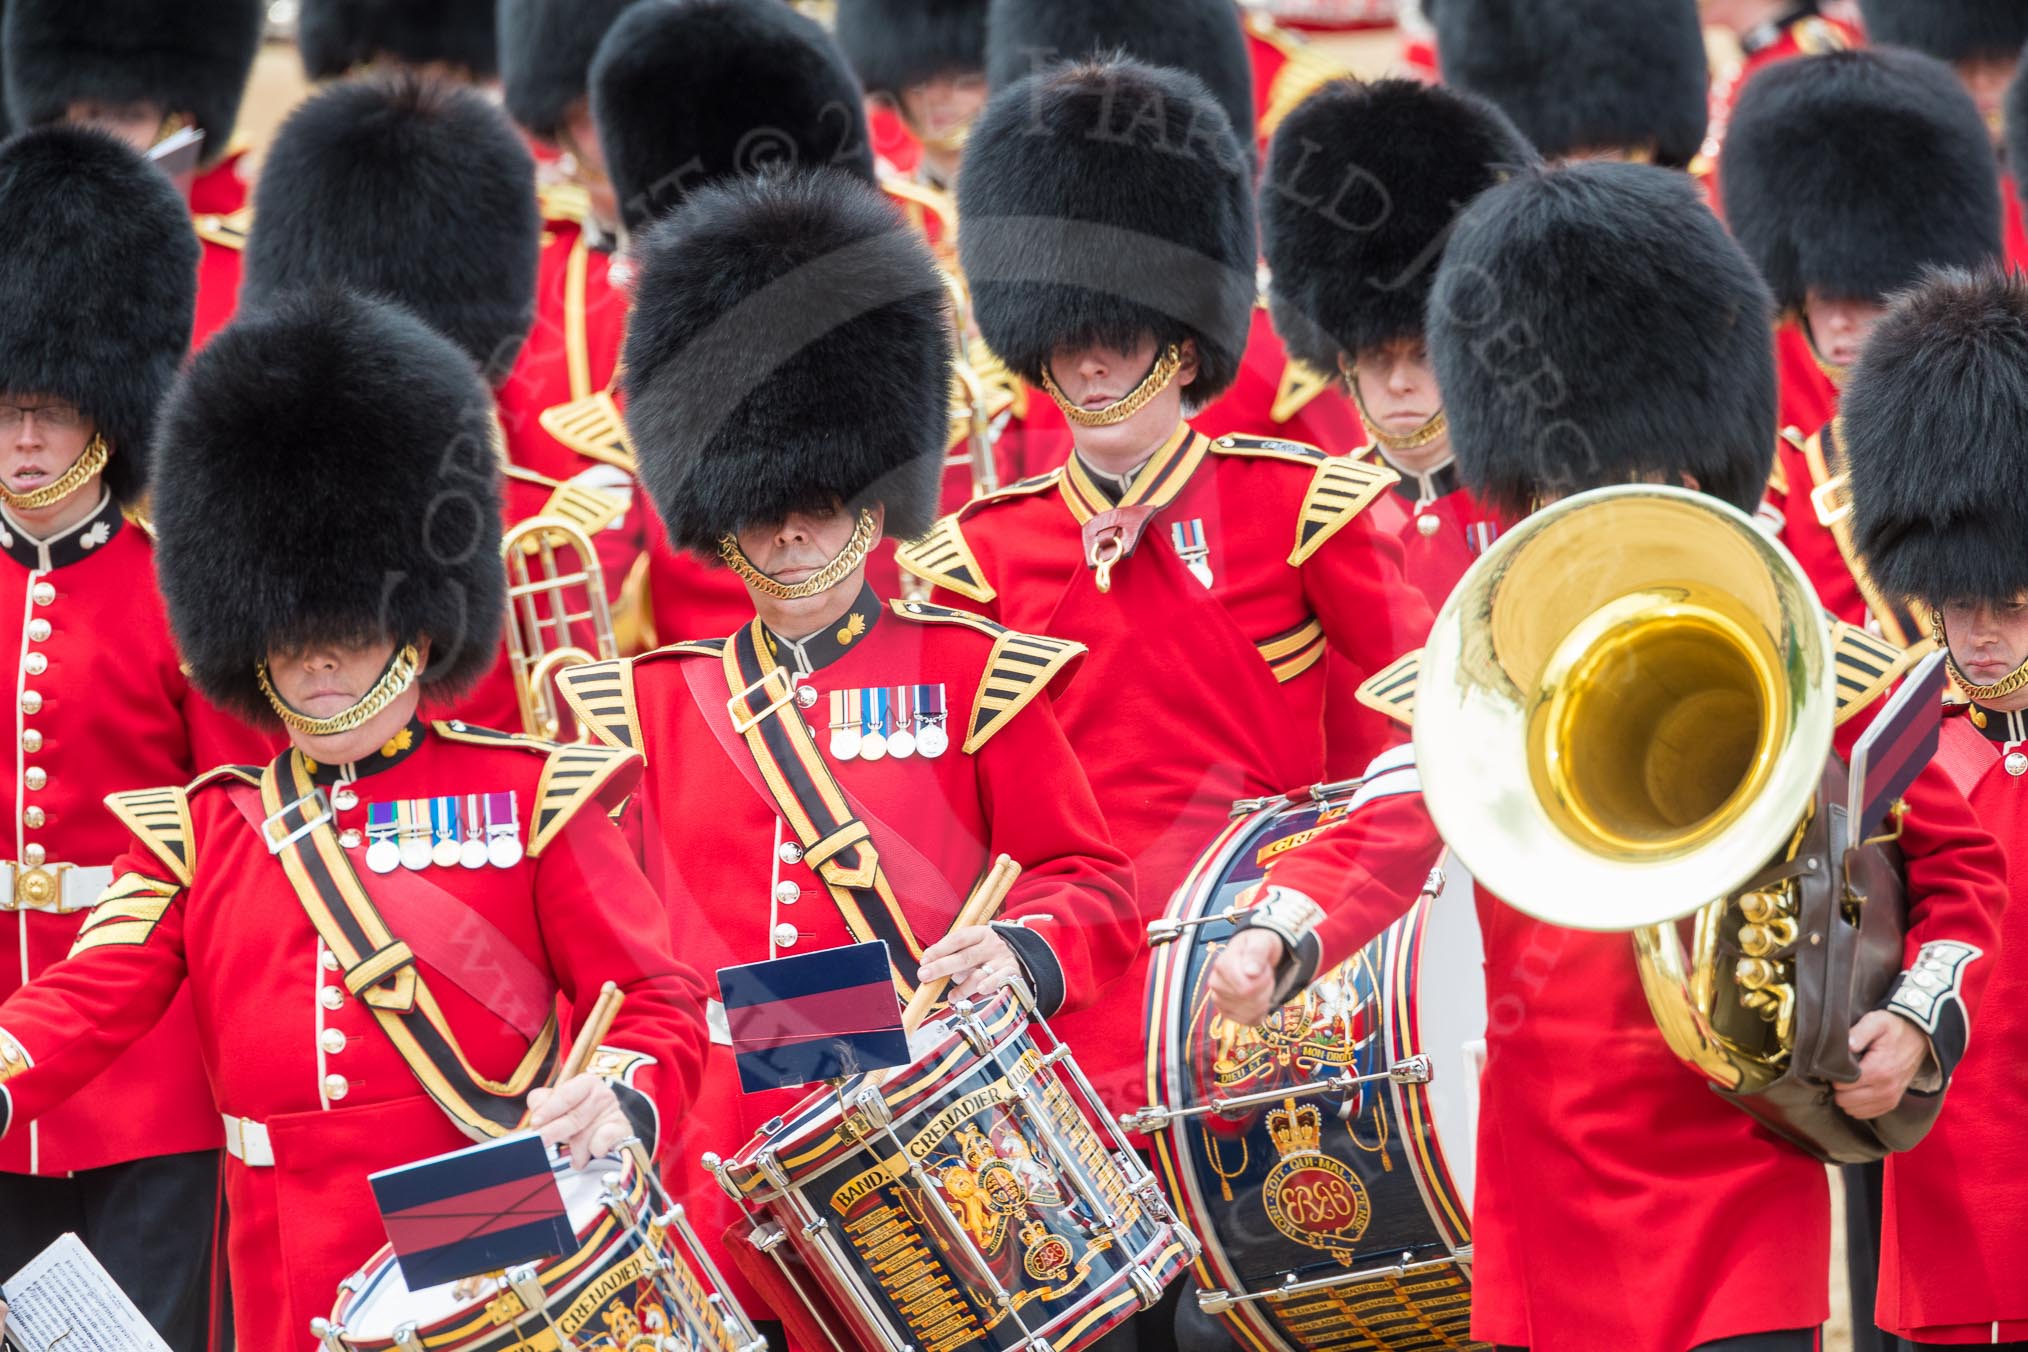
[{"xmin": 1415, "ymin": 485, "xmax": 1938, "ymax": 1163}]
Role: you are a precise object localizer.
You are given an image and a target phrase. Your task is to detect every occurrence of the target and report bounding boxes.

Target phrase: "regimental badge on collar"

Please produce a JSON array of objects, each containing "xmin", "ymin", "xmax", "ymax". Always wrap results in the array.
[
  {"xmin": 828, "ymin": 684, "xmax": 949, "ymax": 762},
  {"xmin": 364, "ymin": 792, "xmax": 522, "ymax": 874},
  {"xmin": 1172, "ymin": 518, "xmax": 1213, "ymax": 588}
]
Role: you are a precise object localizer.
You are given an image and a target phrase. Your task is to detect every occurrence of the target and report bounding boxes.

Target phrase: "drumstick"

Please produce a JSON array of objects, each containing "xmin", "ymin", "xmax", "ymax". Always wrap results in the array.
[
  {"xmin": 559, "ymin": 980, "xmax": 624, "ymax": 1082},
  {"xmin": 902, "ymin": 853, "xmax": 1022, "ymax": 1034}
]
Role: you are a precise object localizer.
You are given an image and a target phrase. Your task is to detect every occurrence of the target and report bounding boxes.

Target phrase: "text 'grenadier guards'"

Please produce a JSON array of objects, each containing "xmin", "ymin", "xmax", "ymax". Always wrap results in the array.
[
  {"xmin": 562, "ymin": 168, "xmax": 1138, "ymax": 1337},
  {"xmin": 0, "ymin": 291, "xmax": 709, "ymax": 1348}
]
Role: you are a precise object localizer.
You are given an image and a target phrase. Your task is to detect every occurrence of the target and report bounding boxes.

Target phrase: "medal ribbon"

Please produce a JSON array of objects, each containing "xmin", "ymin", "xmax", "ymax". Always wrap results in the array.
[
  {"xmin": 239, "ymin": 754, "xmax": 559, "ymax": 1139},
  {"xmin": 721, "ymin": 622, "xmax": 926, "ymax": 995}
]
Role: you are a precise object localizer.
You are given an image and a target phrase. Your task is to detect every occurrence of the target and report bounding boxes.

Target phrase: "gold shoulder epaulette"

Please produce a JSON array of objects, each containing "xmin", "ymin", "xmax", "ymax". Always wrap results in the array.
[
  {"xmin": 1793, "ymin": 15, "xmax": 1849, "ymax": 54},
  {"xmin": 1831, "ymin": 622, "xmax": 1932, "ymax": 726},
  {"xmin": 538, "ymin": 392, "xmax": 637, "ymax": 472},
  {"xmin": 1289, "ymin": 456, "xmax": 1399, "ymax": 566},
  {"xmin": 962, "ymin": 629, "xmax": 1086, "ymax": 754},
  {"xmin": 895, "ymin": 515, "xmax": 996, "ymax": 603},
  {"xmin": 557, "ymin": 659, "xmax": 642, "ymax": 754},
  {"xmin": 644, "ymin": 638, "xmax": 728, "ymax": 659},
  {"xmin": 534, "ymin": 479, "xmax": 628, "ymax": 537},
  {"xmin": 531, "ymin": 742, "xmax": 642, "ymax": 857},
  {"xmin": 105, "ymin": 782, "xmax": 199, "ymax": 887},
  {"xmin": 1209, "ymin": 432, "xmax": 1328, "ymax": 467},
  {"xmin": 193, "ymin": 206, "xmax": 252, "ymax": 252},
  {"xmin": 1769, "ymin": 427, "xmax": 1804, "ymax": 497},
  {"xmin": 1270, "ymin": 358, "xmax": 1337, "ymax": 425},
  {"xmin": 537, "ymin": 179, "xmax": 592, "ymax": 226},
  {"xmin": 1355, "ymin": 650, "xmax": 1422, "ymax": 728}
]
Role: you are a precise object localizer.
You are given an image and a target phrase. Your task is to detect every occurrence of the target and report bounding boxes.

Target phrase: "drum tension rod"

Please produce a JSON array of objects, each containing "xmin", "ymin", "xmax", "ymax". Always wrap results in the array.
[{"xmin": 1119, "ymin": 1055, "xmax": 1433, "ymax": 1134}]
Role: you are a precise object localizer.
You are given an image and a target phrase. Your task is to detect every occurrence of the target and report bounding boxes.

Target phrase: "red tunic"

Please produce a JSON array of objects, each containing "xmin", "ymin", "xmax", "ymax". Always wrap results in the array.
[
  {"xmin": 1765, "ymin": 419, "xmax": 1922, "ymax": 645},
  {"xmin": 1265, "ymin": 671, "xmax": 2006, "ymax": 1351},
  {"xmin": 1357, "ymin": 454, "xmax": 1502, "ymax": 610},
  {"xmin": 2003, "ymin": 170, "xmax": 2028, "ymax": 275},
  {"xmin": 443, "ymin": 203, "xmax": 645, "ymax": 733},
  {"xmin": 899, "ymin": 422, "xmax": 1431, "ymax": 1115},
  {"xmin": 1775, "ymin": 318, "xmax": 1840, "ymax": 445},
  {"xmin": 188, "ymin": 152, "xmax": 250, "ymax": 351},
  {"xmin": 1878, "ymin": 707, "xmax": 2028, "ymax": 1342},
  {"xmin": 560, "ymin": 591, "xmax": 1138, "ymax": 1308},
  {"xmin": 0, "ymin": 495, "xmax": 269, "ymax": 1176},
  {"xmin": 1197, "ymin": 308, "xmax": 1368, "ymax": 457},
  {"xmin": 0, "ymin": 722, "xmax": 708, "ymax": 1349}
]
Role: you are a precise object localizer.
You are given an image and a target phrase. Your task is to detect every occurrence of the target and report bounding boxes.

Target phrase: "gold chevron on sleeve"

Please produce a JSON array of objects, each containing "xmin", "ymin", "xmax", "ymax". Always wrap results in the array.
[
  {"xmin": 70, "ymin": 873, "xmax": 181, "ymax": 954},
  {"xmin": 1355, "ymin": 649, "xmax": 1423, "ymax": 727},
  {"xmin": 538, "ymin": 391, "xmax": 637, "ymax": 471},
  {"xmin": 894, "ymin": 516, "xmax": 996, "ymax": 603},
  {"xmin": 104, "ymin": 786, "xmax": 196, "ymax": 887},
  {"xmin": 532, "ymin": 743, "xmax": 643, "ymax": 856},
  {"xmin": 1832, "ymin": 622, "xmax": 1931, "ymax": 726},
  {"xmin": 557, "ymin": 659, "xmax": 642, "ymax": 754},
  {"xmin": 1290, "ymin": 456, "xmax": 1400, "ymax": 566},
  {"xmin": 965, "ymin": 631, "xmax": 1086, "ymax": 754}
]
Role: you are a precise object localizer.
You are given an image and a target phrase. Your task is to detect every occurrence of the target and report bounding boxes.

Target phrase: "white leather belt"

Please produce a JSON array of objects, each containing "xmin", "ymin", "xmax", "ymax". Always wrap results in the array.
[
  {"xmin": 0, "ymin": 862, "xmax": 115, "ymax": 914},
  {"xmin": 706, "ymin": 998, "xmax": 731, "ymax": 1047},
  {"xmin": 220, "ymin": 1113, "xmax": 275, "ymax": 1167}
]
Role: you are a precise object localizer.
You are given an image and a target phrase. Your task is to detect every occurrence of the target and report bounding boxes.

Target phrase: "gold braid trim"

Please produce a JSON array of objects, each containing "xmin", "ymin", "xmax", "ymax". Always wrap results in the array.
[
  {"xmin": 1040, "ymin": 345, "xmax": 1183, "ymax": 427},
  {"xmin": 257, "ymin": 644, "xmax": 421, "ymax": 737},
  {"xmin": 0, "ymin": 435, "xmax": 110, "ymax": 511},
  {"xmin": 716, "ymin": 509, "xmax": 877, "ymax": 601}
]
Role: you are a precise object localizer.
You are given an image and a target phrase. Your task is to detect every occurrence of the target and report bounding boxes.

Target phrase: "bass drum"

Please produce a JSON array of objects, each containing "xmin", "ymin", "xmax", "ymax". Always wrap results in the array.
[{"xmin": 1139, "ymin": 784, "xmax": 1488, "ymax": 1351}]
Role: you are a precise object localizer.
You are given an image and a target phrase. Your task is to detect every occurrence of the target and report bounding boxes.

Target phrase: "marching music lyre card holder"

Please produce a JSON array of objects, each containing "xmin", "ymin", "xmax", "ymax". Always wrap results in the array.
[{"xmin": 2, "ymin": 1233, "xmax": 171, "ymax": 1352}]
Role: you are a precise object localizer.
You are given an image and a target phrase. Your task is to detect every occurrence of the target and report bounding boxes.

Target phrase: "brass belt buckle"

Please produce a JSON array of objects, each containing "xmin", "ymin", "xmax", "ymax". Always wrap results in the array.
[
  {"xmin": 1810, "ymin": 473, "xmax": 1853, "ymax": 527},
  {"xmin": 728, "ymin": 667, "xmax": 798, "ymax": 735},
  {"xmin": 15, "ymin": 865, "xmax": 56, "ymax": 909}
]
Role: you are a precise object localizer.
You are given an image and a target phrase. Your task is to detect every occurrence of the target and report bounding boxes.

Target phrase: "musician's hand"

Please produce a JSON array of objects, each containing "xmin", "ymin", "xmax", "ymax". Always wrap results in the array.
[
  {"xmin": 918, "ymin": 926, "xmax": 1023, "ymax": 1001},
  {"xmin": 1833, "ymin": 1010, "xmax": 1933, "ymax": 1120},
  {"xmin": 527, "ymin": 1073, "xmax": 630, "ymax": 1171},
  {"xmin": 1209, "ymin": 928, "xmax": 1288, "ymax": 1027}
]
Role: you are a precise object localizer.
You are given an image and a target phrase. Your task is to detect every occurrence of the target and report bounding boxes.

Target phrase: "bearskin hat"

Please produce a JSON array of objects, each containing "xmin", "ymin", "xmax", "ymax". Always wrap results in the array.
[
  {"xmin": 3, "ymin": 0, "xmax": 263, "ymax": 158},
  {"xmin": 242, "ymin": 74, "xmax": 539, "ymax": 382},
  {"xmin": 1430, "ymin": 0, "xmax": 1708, "ymax": 168},
  {"xmin": 1845, "ymin": 268, "xmax": 2028, "ymax": 604},
  {"xmin": 1856, "ymin": 0, "xmax": 2028, "ymax": 63},
  {"xmin": 1724, "ymin": 50, "xmax": 2000, "ymax": 315},
  {"xmin": 836, "ymin": 0, "xmax": 989, "ymax": 101},
  {"xmin": 957, "ymin": 59, "xmax": 1256, "ymax": 405},
  {"xmin": 1429, "ymin": 161, "xmax": 1776, "ymax": 516},
  {"xmin": 153, "ymin": 291, "xmax": 504, "ymax": 724},
  {"xmin": 590, "ymin": 0, "xmax": 874, "ymax": 234},
  {"xmin": 500, "ymin": 0, "xmax": 642, "ymax": 142},
  {"xmin": 622, "ymin": 170, "xmax": 952, "ymax": 553},
  {"xmin": 984, "ymin": 0, "xmax": 1255, "ymax": 146},
  {"xmin": 0, "ymin": 127, "xmax": 197, "ymax": 505},
  {"xmin": 298, "ymin": 0, "xmax": 499, "ymax": 80},
  {"xmin": 1263, "ymin": 78, "xmax": 1536, "ymax": 371}
]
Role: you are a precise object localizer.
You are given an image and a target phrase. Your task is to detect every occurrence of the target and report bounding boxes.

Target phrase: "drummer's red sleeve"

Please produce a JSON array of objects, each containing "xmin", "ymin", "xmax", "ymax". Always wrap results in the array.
[
  {"xmin": 1260, "ymin": 756, "xmax": 1445, "ymax": 976},
  {"xmin": 971, "ymin": 666, "xmax": 1139, "ymax": 1018},
  {"xmin": 1299, "ymin": 510, "xmax": 1437, "ymax": 780},
  {"xmin": 1834, "ymin": 696, "xmax": 2008, "ymax": 1084},
  {"xmin": 532, "ymin": 805, "xmax": 713, "ymax": 1146},
  {"xmin": 0, "ymin": 849, "xmax": 193, "ymax": 1139}
]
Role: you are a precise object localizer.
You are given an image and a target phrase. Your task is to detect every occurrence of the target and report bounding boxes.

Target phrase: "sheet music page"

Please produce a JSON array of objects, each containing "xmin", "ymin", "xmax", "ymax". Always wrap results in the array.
[{"xmin": 2, "ymin": 1233, "xmax": 171, "ymax": 1352}]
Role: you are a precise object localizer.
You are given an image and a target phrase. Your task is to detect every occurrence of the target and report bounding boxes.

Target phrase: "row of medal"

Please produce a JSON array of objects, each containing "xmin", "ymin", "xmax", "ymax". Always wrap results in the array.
[
  {"xmin": 362, "ymin": 792, "xmax": 523, "ymax": 874},
  {"xmin": 827, "ymin": 684, "xmax": 950, "ymax": 761}
]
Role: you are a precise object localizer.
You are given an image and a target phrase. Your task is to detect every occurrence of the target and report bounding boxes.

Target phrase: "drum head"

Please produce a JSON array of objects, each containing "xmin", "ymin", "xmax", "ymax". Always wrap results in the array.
[{"xmin": 1144, "ymin": 790, "xmax": 1486, "ymax": 1352}]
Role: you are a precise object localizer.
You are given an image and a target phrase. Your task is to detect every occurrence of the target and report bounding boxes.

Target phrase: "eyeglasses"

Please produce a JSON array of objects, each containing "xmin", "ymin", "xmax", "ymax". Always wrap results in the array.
[{"xmin": 0, "ymin": 403, "xmax": 85, "ymax": 433}]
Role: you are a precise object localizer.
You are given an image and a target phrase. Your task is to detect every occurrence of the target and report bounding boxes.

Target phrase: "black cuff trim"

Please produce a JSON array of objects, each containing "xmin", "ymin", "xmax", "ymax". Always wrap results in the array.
[
  {"xmin": 994, "ymin": 922, "xmax": 1067, "ymax": 1018},
  {"xmin": 611, "ymin": 1081, "xmax": 659, "ymax": 1154},
  {"xmin": 1266, "ymin": 932, "xmax": 1322, "ymax": 1009}
]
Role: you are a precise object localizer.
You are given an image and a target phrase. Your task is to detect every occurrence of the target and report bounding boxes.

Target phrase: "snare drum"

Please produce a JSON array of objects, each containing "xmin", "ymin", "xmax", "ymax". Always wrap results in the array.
[
  {"xmin": 710, "ymin": 986, "xmax": 1196, "ymax": 1352},
  {"xmin": 1136, "ymin": 785, "xmax": 1487, "ymax": 1351},
  {"xmin": 315, "ymin": 1144, "xmax": 765, "ymax": 1352}
]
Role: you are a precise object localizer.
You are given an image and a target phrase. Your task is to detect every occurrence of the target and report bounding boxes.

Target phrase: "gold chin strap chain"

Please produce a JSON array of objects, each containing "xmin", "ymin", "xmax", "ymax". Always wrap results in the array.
[
  {"xmin": 1341, "ymin": 356, "xmax": 1449, "ymax": 455},
  {"xmin": 257, "ymin": 643, "xmax": 422, "ymax": 737},
  {"xmin": 0, "ymin": 435, "xmax": 111, "ymax": 512},
  {"xmin": 1041, "ymin": 344, "xmax": 1184, "ymax": 428},
  {"xmin": 718, "ymin": 508, "xmax": 879, "ymax": 601},
  {"xmin": 1934, "ymin": 609, "xmax": 2028, "ymax": 702}
]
